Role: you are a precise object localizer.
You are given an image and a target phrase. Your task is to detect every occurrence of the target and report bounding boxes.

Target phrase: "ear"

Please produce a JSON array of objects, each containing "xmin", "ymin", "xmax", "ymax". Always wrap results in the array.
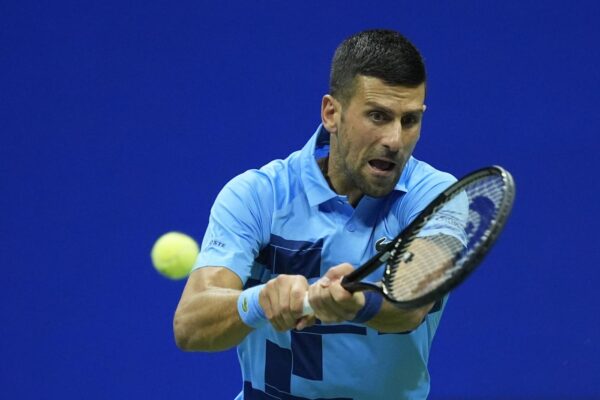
[{"xmin": 321, "ymin": 95, "xmax": 340, "ymax": 134}]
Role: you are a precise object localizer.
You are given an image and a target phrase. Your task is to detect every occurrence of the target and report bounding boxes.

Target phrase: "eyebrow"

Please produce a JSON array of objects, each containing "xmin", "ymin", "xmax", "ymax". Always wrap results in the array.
[{"xmin": 364, "ymin": 101, "xmax": 424, "ymax": 115}]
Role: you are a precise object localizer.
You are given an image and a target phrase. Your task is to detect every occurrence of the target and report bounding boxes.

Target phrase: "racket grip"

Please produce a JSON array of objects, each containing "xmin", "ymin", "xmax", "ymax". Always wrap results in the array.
[{"xmin": 302, "ymin": 293, "xmax": 314, "ymax": 316}]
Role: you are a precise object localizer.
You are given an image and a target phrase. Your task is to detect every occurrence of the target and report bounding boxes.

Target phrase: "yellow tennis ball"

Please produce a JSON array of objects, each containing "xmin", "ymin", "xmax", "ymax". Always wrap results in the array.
[{"xmin": 151, "ymin": 232, "xmax": 199, "ymax": 280}]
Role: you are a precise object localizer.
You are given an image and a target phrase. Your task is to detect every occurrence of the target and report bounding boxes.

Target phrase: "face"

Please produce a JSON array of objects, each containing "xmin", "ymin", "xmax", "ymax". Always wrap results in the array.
[{"xmin": 322, "ymin": 75, "xmax": 426, "ymax": 204}]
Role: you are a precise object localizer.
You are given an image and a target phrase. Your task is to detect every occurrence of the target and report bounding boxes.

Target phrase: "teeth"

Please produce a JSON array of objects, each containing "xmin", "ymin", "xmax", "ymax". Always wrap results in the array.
[{"xmin": 370, "ymin": 160, "xmax": 393, "ymax": 171}]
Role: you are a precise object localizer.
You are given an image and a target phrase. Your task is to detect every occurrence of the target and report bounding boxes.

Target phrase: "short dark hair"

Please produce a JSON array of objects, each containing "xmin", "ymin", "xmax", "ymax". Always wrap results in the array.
[{"xmin": 329, "ymin": 29, "xmax": 426, "ymax": 104}]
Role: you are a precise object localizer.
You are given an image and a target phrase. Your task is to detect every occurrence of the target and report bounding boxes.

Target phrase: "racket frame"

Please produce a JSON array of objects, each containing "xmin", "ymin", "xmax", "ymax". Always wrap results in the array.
[{"xmin": 342, "ymin": 165, "xmax": 515, "ymax": 308}]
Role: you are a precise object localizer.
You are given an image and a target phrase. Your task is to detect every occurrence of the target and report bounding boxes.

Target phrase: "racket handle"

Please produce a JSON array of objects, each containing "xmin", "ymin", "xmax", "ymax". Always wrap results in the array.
[{"xmin": 302, "ymin": 293, "xmax": 314, "ymax": 316}]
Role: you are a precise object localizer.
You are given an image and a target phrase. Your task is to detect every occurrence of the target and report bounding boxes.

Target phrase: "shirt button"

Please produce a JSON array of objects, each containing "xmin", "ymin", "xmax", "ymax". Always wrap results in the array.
[{"xmin": 347, "ymin": 223, "xmax": 356, "ymax": 232}]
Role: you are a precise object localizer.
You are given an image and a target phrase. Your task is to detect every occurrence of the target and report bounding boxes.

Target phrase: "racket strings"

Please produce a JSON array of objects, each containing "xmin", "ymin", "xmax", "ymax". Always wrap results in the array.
[
  {"xmin": 386, "ymin": 234, "xmax": 465, "ymax": 299},
  {"xmin": 385, "ymin": 173, "xmax": 510, "ymax": 302}
]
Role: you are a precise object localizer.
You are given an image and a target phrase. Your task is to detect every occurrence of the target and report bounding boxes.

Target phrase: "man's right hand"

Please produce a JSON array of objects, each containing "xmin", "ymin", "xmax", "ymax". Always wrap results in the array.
[{"xmin": 259, "ymin": 274, "xmax": 315, "ymax": 331}]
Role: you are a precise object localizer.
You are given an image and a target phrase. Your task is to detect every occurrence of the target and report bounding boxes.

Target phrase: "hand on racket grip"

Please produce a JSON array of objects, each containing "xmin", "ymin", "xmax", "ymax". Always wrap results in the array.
[
  {"xmin": 302, "ymin": 292, "xmax": 314, "ymax": 316},
  {"xmin": 300, "ymin": 264, "xmax": 364, "ymax": 321},
  {"xmin": 302, "ymin": 272, "xmax": 337, "ymax": 317},
  {"xmin": 294, "ymin": 296, "xmax": 315, "ymax": 331},
  {"xmin": 301, "ymin": 282, "xmax": 365, "ymax": 321}
]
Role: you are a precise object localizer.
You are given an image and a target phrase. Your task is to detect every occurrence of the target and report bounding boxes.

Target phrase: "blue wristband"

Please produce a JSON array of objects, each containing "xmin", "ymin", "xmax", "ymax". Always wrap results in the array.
[
  {"xmin": 237, "ymin": 284, "xmax": 268, "ymax": 329},
  {"xmin": 351, "ymin": 291, "xmax": 383, "ymax": 324}
]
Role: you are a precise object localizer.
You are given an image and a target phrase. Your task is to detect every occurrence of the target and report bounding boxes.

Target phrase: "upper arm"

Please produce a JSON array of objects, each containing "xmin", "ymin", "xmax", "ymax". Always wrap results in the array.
[
  {"xmin": 402, "ymin": 174, "xmax": 457, "ymax": 226},
  {"xmin": 194, "ymin": 170, "xmax": 274, "ymax": 285}
]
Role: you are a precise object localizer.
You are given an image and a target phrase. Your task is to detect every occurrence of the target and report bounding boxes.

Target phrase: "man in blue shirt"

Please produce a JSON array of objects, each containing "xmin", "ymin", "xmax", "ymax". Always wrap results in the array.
[{"xmin": 174, "ymin": 29, "xmax": 456, "ymax": 399}]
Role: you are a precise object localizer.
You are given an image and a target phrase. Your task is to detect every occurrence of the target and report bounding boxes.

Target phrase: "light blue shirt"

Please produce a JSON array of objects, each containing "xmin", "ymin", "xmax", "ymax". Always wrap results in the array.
[{"xmin": 195, "ymin": 125, "xmax": 457, "ymax": 400}]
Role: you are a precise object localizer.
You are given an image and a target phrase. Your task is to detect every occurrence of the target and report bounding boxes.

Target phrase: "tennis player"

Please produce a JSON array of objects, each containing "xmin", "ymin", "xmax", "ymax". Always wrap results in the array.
[{"xmin": 175, "ymin": 29, "xmax": 457, "ymax": 399}]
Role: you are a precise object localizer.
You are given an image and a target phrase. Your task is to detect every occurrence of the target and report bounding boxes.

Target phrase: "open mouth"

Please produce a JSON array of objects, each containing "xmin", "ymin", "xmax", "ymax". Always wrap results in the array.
[{"xmin": 368, "ymin": 159, "xmax": 396, "ymax": 172}]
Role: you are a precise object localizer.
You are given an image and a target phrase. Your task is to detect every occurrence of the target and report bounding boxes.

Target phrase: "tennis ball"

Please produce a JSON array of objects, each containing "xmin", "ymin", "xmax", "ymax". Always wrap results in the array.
[{"xmin": 151, "ymin": 232, "xmax": 199, "ymax": 280}]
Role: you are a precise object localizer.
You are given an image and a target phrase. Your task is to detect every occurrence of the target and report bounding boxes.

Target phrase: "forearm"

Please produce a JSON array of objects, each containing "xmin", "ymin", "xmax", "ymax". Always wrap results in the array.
[
  {"xmin": 174, "ymin": 287, "xmax": 251, "ymax": 352},
  {"xmin": 365, "ymin": 300, "xmax": 433, "ymax": 333}
]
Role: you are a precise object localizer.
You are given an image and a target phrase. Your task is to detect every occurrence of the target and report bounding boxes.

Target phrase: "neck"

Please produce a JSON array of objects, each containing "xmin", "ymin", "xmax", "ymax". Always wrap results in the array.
[
  {"xmin": 317, "ymin": 156, "xmax": 331, "ymax": 186},
  {"xmin": 317, "ymin": 156, "xmax": 363, "ymax": 207}
]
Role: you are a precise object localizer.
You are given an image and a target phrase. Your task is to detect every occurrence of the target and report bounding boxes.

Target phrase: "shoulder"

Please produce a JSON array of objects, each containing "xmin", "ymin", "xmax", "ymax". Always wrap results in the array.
[
  {"xmin": 402, "ymin": 157, "xmax": 456, "ymax": 194},
  {"xmin": 216, "ymin": 149, "xmax": 303, "ymax": 213},
  {"xmin": 223, "ymin": 150, "xmax": 303, "ymax": 206},
  {"xmin": 395, "ymin": 158, "xmax": 457, "ymax": 224}
]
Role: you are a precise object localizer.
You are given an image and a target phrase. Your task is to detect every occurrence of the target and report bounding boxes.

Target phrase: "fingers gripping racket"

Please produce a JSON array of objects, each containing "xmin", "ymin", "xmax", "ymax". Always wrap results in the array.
[{"xmin": 302, "ymin": 165, "xmax": 515, "ymax": 314}]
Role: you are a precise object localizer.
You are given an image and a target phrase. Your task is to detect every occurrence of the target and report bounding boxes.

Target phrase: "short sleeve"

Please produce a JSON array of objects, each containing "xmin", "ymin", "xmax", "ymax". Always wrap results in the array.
[
  {"xmin": 401, "ymin": 172, "xmax": 457, "ymax": 227},
  {"xmin": 193, "ymin": 170, "xmax": 273, "ymax": 284}
]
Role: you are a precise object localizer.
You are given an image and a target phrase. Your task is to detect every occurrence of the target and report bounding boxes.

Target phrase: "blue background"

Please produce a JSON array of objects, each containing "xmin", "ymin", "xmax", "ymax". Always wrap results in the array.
[{"xmin": 2, "ymin": 1, "xmax": 599, "ymax": 399}]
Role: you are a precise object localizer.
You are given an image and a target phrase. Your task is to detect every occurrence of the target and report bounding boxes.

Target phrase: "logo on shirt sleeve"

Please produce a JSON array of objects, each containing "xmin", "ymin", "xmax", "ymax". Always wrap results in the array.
[{"xmin": 208, "ymin": 239, "xmax": 226, "ymax": 248}]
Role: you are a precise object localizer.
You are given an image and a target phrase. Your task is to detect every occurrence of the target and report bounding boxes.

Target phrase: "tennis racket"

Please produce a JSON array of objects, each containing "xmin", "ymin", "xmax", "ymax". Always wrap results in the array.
[{"xmin": 303, "ymin": 165, "xmax": 515, "ymax": 314}]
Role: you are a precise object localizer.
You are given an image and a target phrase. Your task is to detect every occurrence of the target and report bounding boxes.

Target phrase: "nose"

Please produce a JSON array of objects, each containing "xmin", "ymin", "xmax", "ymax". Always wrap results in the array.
[{"xmin": 380, "ymin": 121, "xmax": 402, "ymax": 153}]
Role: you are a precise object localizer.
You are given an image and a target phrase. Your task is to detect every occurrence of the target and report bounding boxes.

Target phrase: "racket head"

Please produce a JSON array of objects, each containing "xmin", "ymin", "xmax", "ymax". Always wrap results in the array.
[{"xmin": 379, "ymin": 165, "xmax": 515, "ymax": 308}]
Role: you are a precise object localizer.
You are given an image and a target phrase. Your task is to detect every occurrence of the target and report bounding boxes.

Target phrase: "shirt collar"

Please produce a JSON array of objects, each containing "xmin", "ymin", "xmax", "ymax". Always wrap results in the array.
[{"xmin": 300, "ymin": 124, "xmax": 410, "ymax": 207}]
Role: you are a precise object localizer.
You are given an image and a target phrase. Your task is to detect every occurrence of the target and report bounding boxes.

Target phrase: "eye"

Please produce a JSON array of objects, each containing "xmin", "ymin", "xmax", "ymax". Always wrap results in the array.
[
  {"xmin": 369, "ymin": 111, "xmax": 389, "ymax": 124},
  {"xmin": 401, "ymin": 113, "xmax": 420, "ymax": 128}
]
